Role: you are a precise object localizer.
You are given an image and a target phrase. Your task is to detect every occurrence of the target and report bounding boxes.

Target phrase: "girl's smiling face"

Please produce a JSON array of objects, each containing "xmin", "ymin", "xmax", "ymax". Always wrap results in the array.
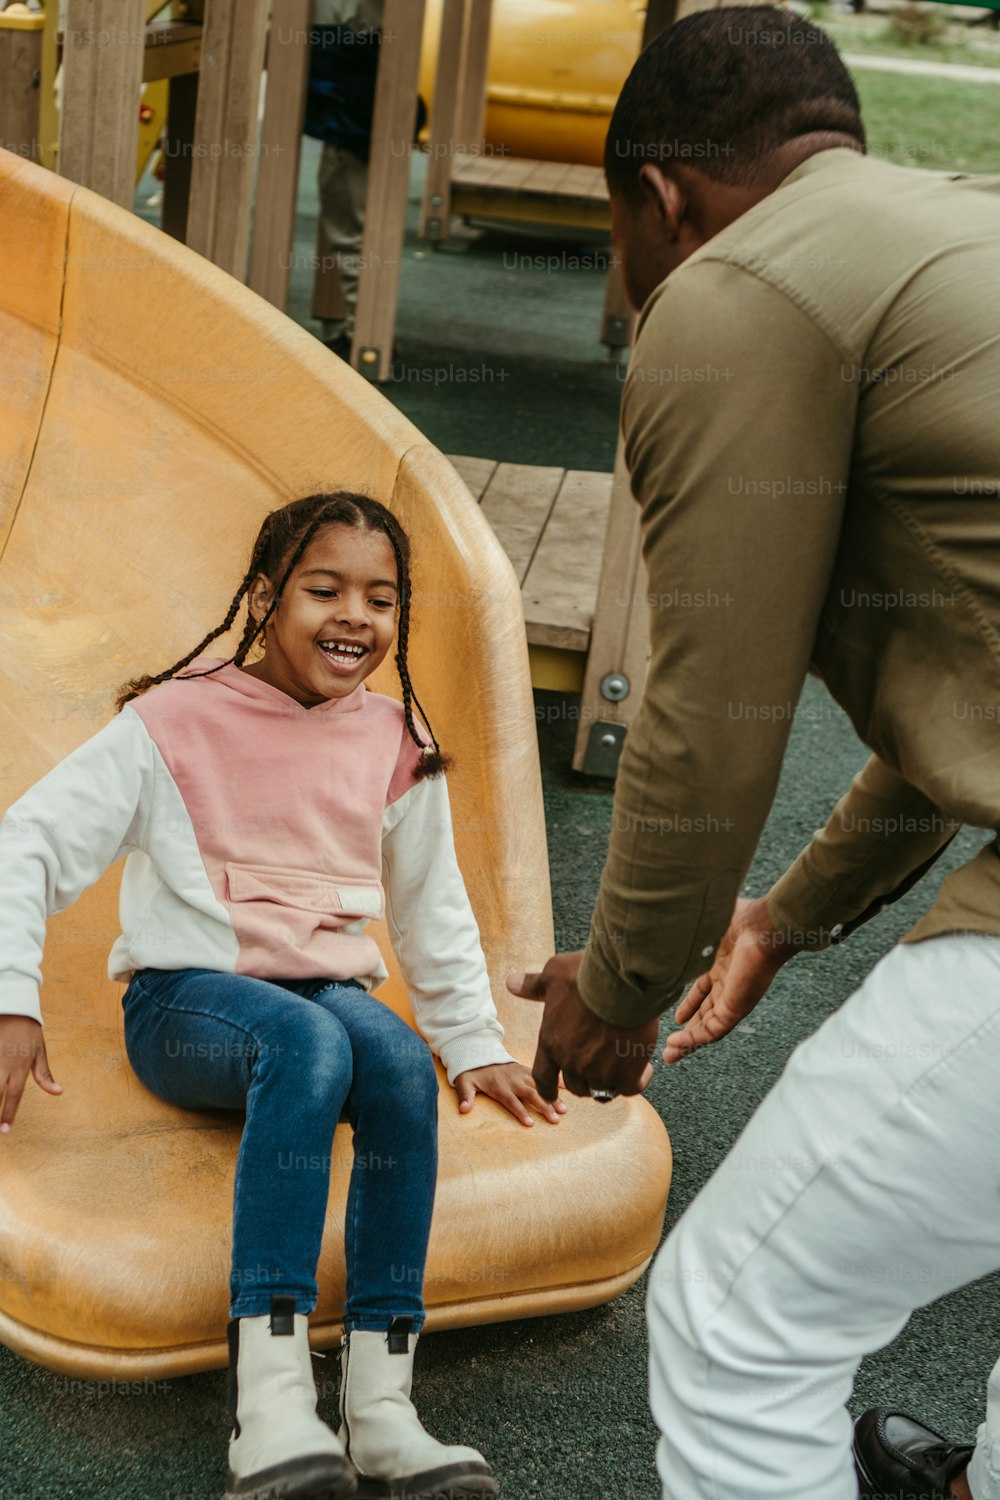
[{"xmin": 242, "ymin": 523, "xmax": 399, "ymax": 708}]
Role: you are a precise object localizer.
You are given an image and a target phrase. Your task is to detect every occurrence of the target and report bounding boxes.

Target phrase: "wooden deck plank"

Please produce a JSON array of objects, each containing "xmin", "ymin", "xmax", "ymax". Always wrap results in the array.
[
  {"xmin": 449, "ymin": 154, "xmax": 607, "ymax": 206},
  {"xmin": 484, "ymin": 154, "xmax": 538, "ymax": 189},
  {"xmin": 447, "ymin": 454, "xmax": 498, "ymax": 501},
  {"xmin": 480, "ymin": 462, "xmax": 565, "ymax": 584},
  {"xmin": 521, "ymin": 469, "xmax": 613, "ymax": 651},
  {"xmin": 451, "ymin": 151, "xmax": 507, "ymax": 188},
  {"xmin": 522, "ymin": 159, "xmax": 572, "ymax": 195},
  {"xmin": 447, "ymin": 456, "xmax": 614, "ymax": 653}
]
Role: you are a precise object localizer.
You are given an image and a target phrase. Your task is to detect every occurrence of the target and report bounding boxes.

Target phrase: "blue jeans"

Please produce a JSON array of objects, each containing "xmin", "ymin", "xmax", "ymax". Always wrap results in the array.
[{"xmin": 121, "ymin": 968, "xmax": 438, "ymax": 1327}]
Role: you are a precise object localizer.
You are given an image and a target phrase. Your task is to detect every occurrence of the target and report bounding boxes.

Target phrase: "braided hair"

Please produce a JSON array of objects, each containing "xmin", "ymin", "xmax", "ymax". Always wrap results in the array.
[{"xmin": 114, "ymin": 492, "xmax": 451, "ymax": 779}]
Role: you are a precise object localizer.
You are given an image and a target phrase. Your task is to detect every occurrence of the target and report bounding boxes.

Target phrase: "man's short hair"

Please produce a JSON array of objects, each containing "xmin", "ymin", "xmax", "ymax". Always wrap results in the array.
[{"xmin": 605, "ymin": 6, "xmax": 865, "ymax": 200}]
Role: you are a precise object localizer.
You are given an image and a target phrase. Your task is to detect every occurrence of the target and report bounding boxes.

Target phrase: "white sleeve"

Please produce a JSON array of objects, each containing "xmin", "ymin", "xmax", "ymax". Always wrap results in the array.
[
  {"xmin": 0, "ymin": 709, "xmax": 155, "ymax": 1025},
  {"xmin": 381, "ymin": 772, "xmax": 516, "ymax": 1085}
]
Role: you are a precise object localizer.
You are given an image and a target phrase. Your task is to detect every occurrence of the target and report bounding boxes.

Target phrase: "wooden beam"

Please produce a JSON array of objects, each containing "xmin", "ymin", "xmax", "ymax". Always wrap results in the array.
[
  {"xmin": 643, "ymin": 0, "xmax": 682, "ymax": 44},
  {"xmin": 454, "ymin": 0, "xmax": 493, "ymax": 152},
  {"xmin": 185, "ymin": 0, "xmax": 268, "ymax": 279},
  {"xmin": 247, "ymin": 0, "xmax": 310, "ymax": 310},
  {"xmin": 140, "ymin": 20, "xmax": 203, "ymax": 83},
  {"xmin": 161, "ymin": 70, "xmax": 198, "ymax": 242},
  {"xmin": 572, "ymin": 434, "xmax": 650, "ymax": 775},
  {"xmin": 37, "ymin": 0, "xmax": 60, "ymax": 170},
  {"xmin": 418, "ymin": 0, "xmax": 466, "ymax": 244},
  {"xmin": 351, "ymin": 0, "xmax": 427, "ymax": 381},
  {"xmin": 58, "ymin": 0, "xmax": 147, "ymax": 208},
  {"xmin": 0, "ymin": 14, "xmax": 44, "ymax": 165}
]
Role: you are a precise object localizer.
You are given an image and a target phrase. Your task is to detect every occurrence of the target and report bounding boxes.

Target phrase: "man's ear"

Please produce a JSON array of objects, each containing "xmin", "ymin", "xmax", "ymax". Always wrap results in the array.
[{"xmin": 638, "ymin": 163, "xmax": 685, "ymax": 239}]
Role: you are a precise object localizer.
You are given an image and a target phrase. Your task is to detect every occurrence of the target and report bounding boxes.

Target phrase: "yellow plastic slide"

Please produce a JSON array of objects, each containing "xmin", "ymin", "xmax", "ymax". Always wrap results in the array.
[{"xmin": 0, "ymin": 148, "xmax": 671, "ymax": 1378}]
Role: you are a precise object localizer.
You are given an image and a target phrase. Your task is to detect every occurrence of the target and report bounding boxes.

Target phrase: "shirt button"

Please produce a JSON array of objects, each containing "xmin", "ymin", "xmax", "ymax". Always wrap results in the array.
[
  {"xmin": 701, "ymin": 945, "xmax": 714, "ymax": 957},
  {"xmin": 830, "ymin": 923, "xmax": 844, "ymax": 938}
]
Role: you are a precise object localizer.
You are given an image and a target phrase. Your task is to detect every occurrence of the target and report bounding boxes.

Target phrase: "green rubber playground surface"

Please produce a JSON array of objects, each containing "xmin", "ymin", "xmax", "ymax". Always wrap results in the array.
[{"xmin": 3, "ymin": 116, "xmax": 1000, "ymax": 1500}]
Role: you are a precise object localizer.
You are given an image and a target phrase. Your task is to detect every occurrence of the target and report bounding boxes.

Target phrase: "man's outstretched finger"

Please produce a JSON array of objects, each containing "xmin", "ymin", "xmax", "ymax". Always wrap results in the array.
[
  {"xmin": 675, "ymin": 972, "xmax": 712, "ymax": 1024},
  {"xmin": 531, "ymin": 1041, "xmax": 561, "ymax": 1101}
]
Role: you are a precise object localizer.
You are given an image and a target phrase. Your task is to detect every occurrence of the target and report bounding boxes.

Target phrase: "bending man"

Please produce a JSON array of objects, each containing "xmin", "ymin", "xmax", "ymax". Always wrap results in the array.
[{"xmin": 508, "ymin": 9, "xmax": 1000, "ymax": 1498}]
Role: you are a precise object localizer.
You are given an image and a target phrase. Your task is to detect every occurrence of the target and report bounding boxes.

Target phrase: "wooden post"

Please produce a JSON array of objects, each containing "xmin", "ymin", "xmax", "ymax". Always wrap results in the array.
[
  {"xmin": 351, "ymin": 0, "xmax": 427, "ymax": 382},
  {"xmin": 58, "ymin": 0, "xmax": 147, "ymax": 208},
  {"xmin": 0, "ymin": 12, "xmax": 44, "ymax": 164},
  {"xmin": 644, "ymin": 0, "xmax": 682, "ymax": 41},
  {"xmin": 247, "ymin": 0, "xmax": 310, "ymax": 310},
  {"xmin": 186, "ymin": 0, "xmax": 269, "ymax": 279},
  {"xmin": 37, "ymin": 0, "xmax": 60, "ymax": 170},
  {"xmin": 572, "ymin": 435, "xmax": 650, "ymax": 776},
  {"xmin": 418, "ymin": 0, "xmax": 466, "ymax": 245},
  {"xmin": 454, "ymin": 0, "xmax": 493, "ymax": 152},
  {"xmin": 161, "ymin": 70, "xmax": 199, "ymax": 242}
]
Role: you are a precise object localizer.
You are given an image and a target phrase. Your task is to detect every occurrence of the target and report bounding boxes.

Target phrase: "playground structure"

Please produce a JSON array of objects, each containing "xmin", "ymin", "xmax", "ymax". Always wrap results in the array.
[
  {"xmin": 0, "ymin": 144, "xmax": 672, "ymax": 1377},
  {"xmin": 0, "ymin": 0, "xmax": 673, "ymax": 768}
]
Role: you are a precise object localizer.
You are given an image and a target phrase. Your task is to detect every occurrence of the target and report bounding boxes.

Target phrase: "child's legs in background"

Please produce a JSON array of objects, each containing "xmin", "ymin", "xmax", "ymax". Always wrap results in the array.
[
  {"xmin": 308, "ymin": 984, "xmax": 438, "ymax": 1334},
  {"xmin": 121, "ymin": 968, "xmax": 358, "ymax": 1318}
]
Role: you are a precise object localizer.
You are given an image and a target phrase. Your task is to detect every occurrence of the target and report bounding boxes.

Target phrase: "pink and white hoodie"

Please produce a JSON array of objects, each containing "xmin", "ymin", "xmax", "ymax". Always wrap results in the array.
[{"xmin": 0, "ymin": 657, "xmax": 514, "ymax": 1085}]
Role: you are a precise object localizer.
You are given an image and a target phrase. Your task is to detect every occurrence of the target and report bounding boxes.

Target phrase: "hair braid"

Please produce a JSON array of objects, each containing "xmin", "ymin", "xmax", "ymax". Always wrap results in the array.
[
  {"xmin": 114, "ymin": 538, "xmax": 270, "ymax": 710},
  {"xmin": 112, "ymin": 492, "xmax": 452, "ymax": 780},
  {"xmin": 385, "ymin": 528, "xmax": 452, "ymax": 781}
]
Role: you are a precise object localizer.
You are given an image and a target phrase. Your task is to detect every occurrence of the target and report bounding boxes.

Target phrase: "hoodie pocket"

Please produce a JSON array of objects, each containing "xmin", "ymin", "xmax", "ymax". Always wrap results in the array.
[{"xmin": 224, "ymin": 861, "xmax": 384, "ymax": 921}]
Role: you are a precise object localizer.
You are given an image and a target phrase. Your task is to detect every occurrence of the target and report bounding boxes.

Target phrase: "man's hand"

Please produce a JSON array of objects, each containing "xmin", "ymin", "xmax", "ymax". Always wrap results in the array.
[
  {"xmin": 0, "ymin": 1016, "xmax": 63, "ymax": 1134},
  {"xmin": 506, "ymin": 952, "xmax": 657, "ymax": 1101},
  {"xmin": 663, "ymin": 896, "xmax": 792, "ymax": 1063},
  {"xmin": 454, "ymin": 1062, "xmax": 567, "ymax": 1127}
]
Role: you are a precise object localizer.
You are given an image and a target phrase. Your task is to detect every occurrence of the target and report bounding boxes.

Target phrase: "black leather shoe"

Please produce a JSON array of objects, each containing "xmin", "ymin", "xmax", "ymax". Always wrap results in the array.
[{"xmin": 854, "ymin": 1407, "xmax": 975, "ymax": 1499}]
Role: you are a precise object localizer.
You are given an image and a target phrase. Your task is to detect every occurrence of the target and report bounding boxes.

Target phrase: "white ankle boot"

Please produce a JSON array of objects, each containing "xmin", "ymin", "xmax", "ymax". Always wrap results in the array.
[
  {"xmin": 223, "ymin": 1295, "xmax": 357, "ymax": 1500},
  {"xmin": 338, "ymin": 1320, "xmax": 498, "ymax": 1500}
]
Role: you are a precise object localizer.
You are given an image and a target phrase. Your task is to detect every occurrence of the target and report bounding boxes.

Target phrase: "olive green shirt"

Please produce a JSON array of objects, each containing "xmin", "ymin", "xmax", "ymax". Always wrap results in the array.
[{"xmin": 578, "ymin": 147, "xmax": 1000, "ymax": 1028}]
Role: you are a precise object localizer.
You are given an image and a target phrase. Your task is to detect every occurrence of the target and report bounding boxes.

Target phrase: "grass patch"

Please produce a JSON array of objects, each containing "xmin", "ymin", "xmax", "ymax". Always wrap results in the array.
[
  {"xmin": 853, "ymin": 68, "xmax": 1000, "ymax": 170},
  {"xmin": 803, "ymin": 4, "xmax": 1000, "ymax": 68}
]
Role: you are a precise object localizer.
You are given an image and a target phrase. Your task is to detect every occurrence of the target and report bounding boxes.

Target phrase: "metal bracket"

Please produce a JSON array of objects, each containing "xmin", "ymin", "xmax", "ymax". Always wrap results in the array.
[{"xmin": 582, "ymin": 720, "xmax": 627, "ymax": 778}]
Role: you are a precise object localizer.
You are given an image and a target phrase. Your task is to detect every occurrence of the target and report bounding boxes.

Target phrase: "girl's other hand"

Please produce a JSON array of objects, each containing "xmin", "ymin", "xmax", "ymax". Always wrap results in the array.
[
  {"xmin": 454, "ymin": 1063, "xmax": 567, "ymax": 1127},
  {"xmin": 0, "ymin": 1016, "xmax": 63, "ymax": 1134}
]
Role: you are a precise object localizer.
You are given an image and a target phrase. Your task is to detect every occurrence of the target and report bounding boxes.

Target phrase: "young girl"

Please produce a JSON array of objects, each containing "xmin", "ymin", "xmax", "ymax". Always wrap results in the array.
[{"xmin": 0, "ymin": 492, "xmax": 564, "ymax": 1500}]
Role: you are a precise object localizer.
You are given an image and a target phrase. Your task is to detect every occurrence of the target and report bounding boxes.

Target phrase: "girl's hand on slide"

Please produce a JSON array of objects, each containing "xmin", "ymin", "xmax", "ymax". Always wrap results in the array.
[
  {"xmin": 0, "ymin": 1016, "xmax": 64, "ymax": 1134},
  {"xmin": 663, "ymin": 895, "xmax": 793, "ymax": 1064},
  {"xmin": 454, "ymin": 1063, "xmax": 567, "ymax": 1127}
]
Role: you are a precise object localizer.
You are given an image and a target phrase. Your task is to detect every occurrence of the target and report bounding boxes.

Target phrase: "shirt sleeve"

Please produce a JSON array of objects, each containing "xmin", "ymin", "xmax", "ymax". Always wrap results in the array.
[
  {"xmin": 577, "ymin": 259, "xmax": 858, "ymax": 1028},
  {"xmin": 381, "ymin": 772, "xmax": 516, "ymax": 1085},
  {"xmin": 0, "ymin": 708, "xmax": 154, "ymax": 1025},
  {"xmin": 766, "ymin": 755, "xmax": 961, "ymax": 949}
]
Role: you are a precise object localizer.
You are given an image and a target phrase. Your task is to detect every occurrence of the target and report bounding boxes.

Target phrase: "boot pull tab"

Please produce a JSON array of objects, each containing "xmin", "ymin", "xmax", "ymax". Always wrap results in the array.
[
  {"xmin": 269, "ymin": 1295, "xmax": 296, "ymax": 1335},
  {"xmin": 387, "ymin": 1315, "xmax": 414, "ymax": 1354}
]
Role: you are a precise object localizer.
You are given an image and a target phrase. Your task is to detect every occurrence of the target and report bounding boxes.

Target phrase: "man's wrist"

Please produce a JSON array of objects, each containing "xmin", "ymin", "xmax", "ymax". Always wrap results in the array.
[
  {"xmin": 764, "ymin": 884, "xmax": 845, "ymax": 953},
  {"xmin": 577, "ymin": 944, "xmax": 671, "ymax": 1029}
]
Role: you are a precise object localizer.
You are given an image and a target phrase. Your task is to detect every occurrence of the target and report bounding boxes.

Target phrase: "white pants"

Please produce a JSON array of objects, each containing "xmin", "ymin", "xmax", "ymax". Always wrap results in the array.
[{"xmin": 647, "ymin": 934, "xmax": 1000, "ymax": 1500}]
